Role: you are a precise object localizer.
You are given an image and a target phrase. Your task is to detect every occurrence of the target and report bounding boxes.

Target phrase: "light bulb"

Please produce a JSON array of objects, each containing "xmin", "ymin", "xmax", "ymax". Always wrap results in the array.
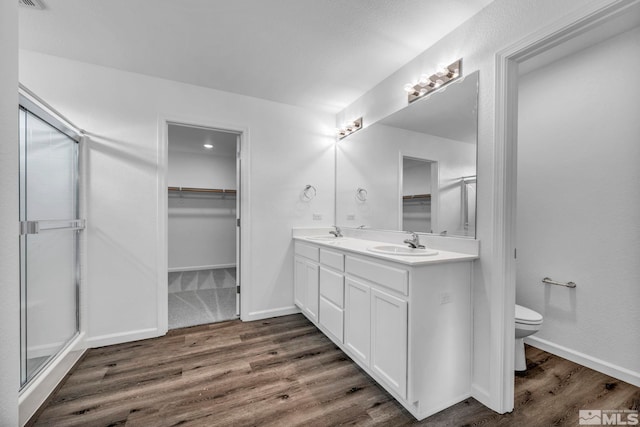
[
  {"xmin": 419, "ymin": 88, "xmax": 428, "ymax": 96},
  {"xmin": 417, "ymin": 74, "xmax": 430, "ymax": 87},
  {"xmin": 405, "ymin": 83, "xmax": 418, "ymax": 93},
  {"xmin": 203, "ymin": 144, "xmax": 214, "ymax": 149}
]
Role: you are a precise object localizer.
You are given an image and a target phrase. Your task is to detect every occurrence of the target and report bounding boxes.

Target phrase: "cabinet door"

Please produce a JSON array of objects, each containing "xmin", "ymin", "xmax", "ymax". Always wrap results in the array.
[
  {"xmin": 304, "ymin": 261, "xmax": 319, "ymax": 323},
  {"xmin": 320, "ymin": 266, "xmax": 344, "ymax": 308},
  {"xmin": 344, "ymin": 278, "xmax": 370, "ymax": 366},
  {"xmin": 370, "ymin": 288, "xmax": 407, "ymax": 399},
  {"xmin": 319, "ymin": 296, "xmax": 343, "ymax": 343},
  {"xmin": 294, "ymin": 256, "xmax": 306, "ymax": 310}
]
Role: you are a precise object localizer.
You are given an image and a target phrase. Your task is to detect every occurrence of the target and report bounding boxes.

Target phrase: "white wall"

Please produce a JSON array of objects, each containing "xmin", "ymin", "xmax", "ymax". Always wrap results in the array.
[
  {"xmin": 517, "ymin": 27, "xmax": 640, "ymax": 381},
  {"xmin": 0, "ymin": 0, "xmax": 19, "ymax": 424},
  {"xmin": 336, "ymin": 0, "xmax": 625, "ymax": 411},
  {"xmin": 402, "ymin": 160, "xmax": 431, "ymax": 196},
  {"xmin": 337, "ymin": 123, "xmax": 475, "ymax": 233},
  {"xmin": 19, "ymin": 50, "xmax": 335, "ymax": 345},
  {"xmin": 168, "ymin": 142, "xmax": 237, "ymax": 270},
  {"xmin": 168, "ymin": 152, "xmax": 236, "ymax": 189}
]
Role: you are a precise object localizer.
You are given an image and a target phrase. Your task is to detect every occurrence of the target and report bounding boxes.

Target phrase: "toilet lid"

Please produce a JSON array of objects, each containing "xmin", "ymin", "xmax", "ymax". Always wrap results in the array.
[{"xmin": 515, "ymin": 304, "xmax": 543, "ymax": 325}]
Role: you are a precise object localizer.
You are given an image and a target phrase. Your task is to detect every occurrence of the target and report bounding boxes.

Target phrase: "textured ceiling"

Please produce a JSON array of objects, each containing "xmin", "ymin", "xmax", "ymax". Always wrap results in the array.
[{"xmin": 19, "ymin": 0, "xmax": 493, "ymax": 113}]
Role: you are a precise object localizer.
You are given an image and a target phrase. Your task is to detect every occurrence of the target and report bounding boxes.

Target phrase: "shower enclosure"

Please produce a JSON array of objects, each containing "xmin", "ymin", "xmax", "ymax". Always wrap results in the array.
[{"xmin": 18, "ymin": 94, "xmax": 83, "ymax": 388}]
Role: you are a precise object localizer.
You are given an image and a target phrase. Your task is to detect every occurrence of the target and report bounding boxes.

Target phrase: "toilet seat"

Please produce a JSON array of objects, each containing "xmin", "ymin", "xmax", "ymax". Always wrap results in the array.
[{"xmin": 515, "ymin": 304, "xmax": 543, "ymax": 325}]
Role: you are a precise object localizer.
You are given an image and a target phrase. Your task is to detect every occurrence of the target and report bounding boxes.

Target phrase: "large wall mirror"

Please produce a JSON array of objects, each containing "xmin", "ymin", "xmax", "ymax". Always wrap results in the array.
[{"xmin": 336, "ymin": 71, "xmax": 478, "ymax": 238}]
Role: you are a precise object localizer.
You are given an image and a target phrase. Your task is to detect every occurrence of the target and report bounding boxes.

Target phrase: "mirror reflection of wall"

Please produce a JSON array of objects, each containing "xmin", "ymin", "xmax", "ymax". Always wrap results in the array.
[
  {"xmin": 336, "ymin": 71, "xmax": 479, "ymax": 238},
  {"xmin": 402, "ymin": 157, "xmax": 435, "ymax": 233}
]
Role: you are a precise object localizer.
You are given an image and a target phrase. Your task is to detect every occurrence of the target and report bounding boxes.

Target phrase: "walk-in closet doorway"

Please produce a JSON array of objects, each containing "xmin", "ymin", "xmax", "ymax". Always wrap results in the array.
[{"xmin": 165, "ymin": 124, "xmax": 242, "ymax": 329}]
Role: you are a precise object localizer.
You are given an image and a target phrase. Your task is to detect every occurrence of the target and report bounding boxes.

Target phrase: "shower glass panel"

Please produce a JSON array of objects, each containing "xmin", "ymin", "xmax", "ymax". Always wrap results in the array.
[{"xmin": 19, "ymin": 105, "xmax": 80, "ymax": 387}]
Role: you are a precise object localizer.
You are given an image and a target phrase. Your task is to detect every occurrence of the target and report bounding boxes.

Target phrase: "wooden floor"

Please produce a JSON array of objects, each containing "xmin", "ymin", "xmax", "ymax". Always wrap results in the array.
[{"xmin": 31, "ymin": 314, "xmax": 639, "ymax": 426}]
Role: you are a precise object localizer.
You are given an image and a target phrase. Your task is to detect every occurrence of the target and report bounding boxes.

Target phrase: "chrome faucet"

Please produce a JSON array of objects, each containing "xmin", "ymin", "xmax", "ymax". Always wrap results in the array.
[
  {"xmin": 404, "ymin": 231, "xmax": 425, "ymax": 249},
  {"xmin": 329, "ymin": 225, "xmax": 343, "ymax": 238}
]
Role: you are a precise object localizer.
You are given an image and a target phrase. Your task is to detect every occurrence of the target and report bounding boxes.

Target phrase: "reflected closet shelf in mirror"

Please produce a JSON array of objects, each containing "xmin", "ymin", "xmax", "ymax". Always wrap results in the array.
[
  {"xmin": 402, "ymin": 194, "xmax": 431, "ymax": 200},
  {"xmin": 168, "ymin": 186, "xmax": 236, "ymax": 195}
]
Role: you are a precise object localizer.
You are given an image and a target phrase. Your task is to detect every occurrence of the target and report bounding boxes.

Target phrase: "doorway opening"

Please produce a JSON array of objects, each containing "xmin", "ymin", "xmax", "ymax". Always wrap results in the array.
[
  {"xmin": 166, "ymin": 124, "xmax": 241, "ymax": 329},
  {"xmin": 400, "ymin": 156, "xmax": 437, "ymax": 233},
  {"xmin": 495, "ymin": 0, "xmax": 640, "ymax": 411}
]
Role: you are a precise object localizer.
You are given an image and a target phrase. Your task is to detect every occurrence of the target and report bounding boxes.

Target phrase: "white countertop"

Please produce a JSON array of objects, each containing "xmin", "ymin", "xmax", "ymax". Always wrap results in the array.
[{"xmin": 293, "ymin": 235, "xmax": 478, "ymax": 266}]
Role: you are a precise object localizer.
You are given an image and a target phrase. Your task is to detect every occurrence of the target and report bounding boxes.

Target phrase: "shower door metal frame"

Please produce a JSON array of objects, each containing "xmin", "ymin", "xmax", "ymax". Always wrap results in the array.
[{"xmin": 18, "ymin": 91, "xmax": 84, "ymax": 389}]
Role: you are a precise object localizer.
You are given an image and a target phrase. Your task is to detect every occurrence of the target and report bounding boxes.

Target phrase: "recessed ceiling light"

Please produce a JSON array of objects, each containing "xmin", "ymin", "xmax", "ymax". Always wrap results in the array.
[{"xmin": 203, "ymin": 144, "xmax": 214, "ymax": 149}]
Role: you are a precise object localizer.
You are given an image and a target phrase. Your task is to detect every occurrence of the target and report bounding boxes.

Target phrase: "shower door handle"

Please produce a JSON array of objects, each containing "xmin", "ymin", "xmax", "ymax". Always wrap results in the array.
[{"xmin": 20, "ymin": 219, "xmax": 86, "ymax": 235}]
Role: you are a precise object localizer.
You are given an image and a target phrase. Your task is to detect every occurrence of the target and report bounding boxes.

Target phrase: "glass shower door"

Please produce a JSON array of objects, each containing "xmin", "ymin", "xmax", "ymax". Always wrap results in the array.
[{"xmin": 19, "ymin": 103, "xmax": 82, "ymax": 387}]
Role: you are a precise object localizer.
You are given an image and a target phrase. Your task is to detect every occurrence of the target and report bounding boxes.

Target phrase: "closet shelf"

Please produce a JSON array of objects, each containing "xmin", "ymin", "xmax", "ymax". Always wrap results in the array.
[
  {"xmin": 402, "ymin": 194, "xmax": 431, "ymax": 200},
  {"xmin": 168, "ymin": 186, "xmax": 237, "ymax": 194}
]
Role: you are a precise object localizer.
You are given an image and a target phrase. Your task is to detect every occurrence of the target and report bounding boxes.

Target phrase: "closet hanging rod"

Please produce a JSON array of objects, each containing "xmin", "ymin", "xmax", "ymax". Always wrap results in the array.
[
  {"xmin": 168, "ymin": 186, "xmax": 237, "ymax": 194},
  {"xmin": 402, "ymin": 194, "xmax": 431, "ymax": 200}
]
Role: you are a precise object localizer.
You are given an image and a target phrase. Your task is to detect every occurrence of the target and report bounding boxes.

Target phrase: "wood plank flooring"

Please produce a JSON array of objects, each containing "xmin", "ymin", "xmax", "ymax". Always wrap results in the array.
[{"xmin": 31, "ymin": 314, "xmax": 639, "ymax": 426}]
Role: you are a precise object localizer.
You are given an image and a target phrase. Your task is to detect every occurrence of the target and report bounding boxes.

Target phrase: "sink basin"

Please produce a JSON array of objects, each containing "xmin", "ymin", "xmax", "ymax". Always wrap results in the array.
[
  {"xmin": 306, "ymin": 235, "xmax": 344, "ymax": 242},
  {"xmin": 367, "ymin": 245, "xmax": 438, "ymax": 256}
]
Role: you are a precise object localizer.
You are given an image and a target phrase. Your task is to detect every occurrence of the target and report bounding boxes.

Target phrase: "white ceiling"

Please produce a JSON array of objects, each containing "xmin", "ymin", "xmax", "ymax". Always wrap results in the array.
[{"xmin": 18, "ymin": 0, "xmax": 493, "ymax": 113}]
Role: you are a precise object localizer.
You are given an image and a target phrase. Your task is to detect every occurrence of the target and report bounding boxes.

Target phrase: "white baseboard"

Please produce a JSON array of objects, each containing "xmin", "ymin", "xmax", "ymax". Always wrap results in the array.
[
  {"xmin": 19, "ymin": 333, "xmax": 86, "ymax": 427},
  {"xmin": 243, "ymin": 305, "xmax": 301, "ymax": 322},
  {"xmin": 168, "ymin": 264, "xmax": 236, "ymax": 273},
  {"xmin": 526, "ymin": 336, "xmax": 640, "ymax": 387},
  {"xmin": 85, "ymin": 327, "xmax": 161, "ymax": 348},
  {"xmin": 417, "ymin": 392, "xmax": 472, "ymax": 420}
]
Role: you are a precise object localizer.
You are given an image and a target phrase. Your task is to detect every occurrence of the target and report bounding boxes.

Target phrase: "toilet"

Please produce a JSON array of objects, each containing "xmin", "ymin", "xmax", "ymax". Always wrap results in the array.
[{"xmin": 514, "ymin": 304, "xmax": 543, "ymax": 371}]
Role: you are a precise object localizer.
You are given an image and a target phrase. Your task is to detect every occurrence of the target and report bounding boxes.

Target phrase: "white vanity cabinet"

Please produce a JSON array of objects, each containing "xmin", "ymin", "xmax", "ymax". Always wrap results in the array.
[
  {"xmin": 370, "ymin": 286, "xmax": 408, "ymax": 399},
  {"xmin": 293, "ymin": 237, "xmax": 474, "ymax": 421},
  {"xmin": 317, "ymin": 248, "xmax": 346, "ymax": 343},
  {"xmin": 344, "ymin": 277, "xmax": 371, "ymax": 364},
  {"xmin": 293, "ymin": 242, "xmax": 319, "ymax": 323}
]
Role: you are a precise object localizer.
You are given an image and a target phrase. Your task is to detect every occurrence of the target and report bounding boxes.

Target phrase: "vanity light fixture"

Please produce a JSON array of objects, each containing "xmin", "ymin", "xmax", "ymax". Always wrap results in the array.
[
  {"xmin": 337, "ymin": 117, "xmax": 363, "ymax": 140},
  {"xmin": 203, "ymin": 144, "xmax": 214, "ymax": 149},
  {"xmin": 404, "ymin": 59, "xmax": 462, "ymax": 103}
]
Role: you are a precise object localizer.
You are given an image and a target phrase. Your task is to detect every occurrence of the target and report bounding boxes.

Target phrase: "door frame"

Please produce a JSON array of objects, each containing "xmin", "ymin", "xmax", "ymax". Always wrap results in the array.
[
  {"xmin": 493, "ymin": 0, "xmax": 637, "ymax": 412},
  {"xmin": 157, "ymin": 115, "xmax": 251, "ymax": 333},
  {"xmin": 397, "ymin": 154, "xmax": 438, "ymax": 233}
]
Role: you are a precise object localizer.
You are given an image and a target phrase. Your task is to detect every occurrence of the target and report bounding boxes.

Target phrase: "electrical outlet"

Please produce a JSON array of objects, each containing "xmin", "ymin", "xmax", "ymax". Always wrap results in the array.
[
  {"xmin": 312, "ymin": 213, "xmax": 322, "ymax": 220},
  {"xmin": 439, "ymin": 292, "xmax": 452, "ymax": 305},
  {"xmin": 347, "ymin": 214, "xmax": 355, "ymax": 220}
]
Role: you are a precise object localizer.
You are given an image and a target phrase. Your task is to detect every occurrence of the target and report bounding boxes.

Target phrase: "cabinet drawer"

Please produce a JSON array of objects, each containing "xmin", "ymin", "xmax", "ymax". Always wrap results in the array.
[
  {"xmin": 319, "ymin": 297, "xmax": 343, "ymax": 343},
  {"xmin": 320, "ymin": 248, "xmax": 344, "ymax": 271},
  {"xmin": 320, "ymin": 267, "xmax": 344, "ymax": 308},
  {"xmin": 295, "ymin": 242, "xmax": 319, "ymax": 262},
  {"xmin": 345, "ymin": 256, "xmax": 408, "ymax": 296}
]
